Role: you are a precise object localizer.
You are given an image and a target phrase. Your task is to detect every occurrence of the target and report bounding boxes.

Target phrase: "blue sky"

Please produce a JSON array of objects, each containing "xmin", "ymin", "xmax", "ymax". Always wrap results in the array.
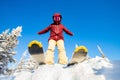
[{"xmin": 0, "ymin": 0, "xmax": 120, "ymax": 61}]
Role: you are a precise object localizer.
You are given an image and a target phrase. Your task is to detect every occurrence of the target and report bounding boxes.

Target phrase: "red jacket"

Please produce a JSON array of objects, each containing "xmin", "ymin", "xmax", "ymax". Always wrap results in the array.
[{"xmin": 38, "ymin": 23, "xmax": 73, "ymax": 41}]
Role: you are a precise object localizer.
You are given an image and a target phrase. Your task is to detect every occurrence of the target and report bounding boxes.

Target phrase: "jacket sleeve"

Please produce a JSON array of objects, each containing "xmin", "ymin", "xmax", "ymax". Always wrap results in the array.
[
  {"xmin": 38, "ymin": 25, "xmax": 51, "ymax": 34},
  {"xmin": 62, "ymin": 25, "xmax": 73, "ymax": 36}
]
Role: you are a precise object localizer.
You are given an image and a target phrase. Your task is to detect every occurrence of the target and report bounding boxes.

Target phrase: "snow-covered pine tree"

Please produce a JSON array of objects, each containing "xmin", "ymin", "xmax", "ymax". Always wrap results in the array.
[
  {"xmin": 0, "ymin": 26, "xmax": 22, "ymax": 75},
  {"xmin": 15, "ymin": 50, "xmax": 38, "ymax": 72}
]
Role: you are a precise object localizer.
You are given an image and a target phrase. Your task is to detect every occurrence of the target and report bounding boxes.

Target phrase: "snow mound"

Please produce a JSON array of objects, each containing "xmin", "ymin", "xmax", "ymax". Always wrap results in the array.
[{"xmin": 10, "ymin": 56, "xmax": 112, "ymax": 80}]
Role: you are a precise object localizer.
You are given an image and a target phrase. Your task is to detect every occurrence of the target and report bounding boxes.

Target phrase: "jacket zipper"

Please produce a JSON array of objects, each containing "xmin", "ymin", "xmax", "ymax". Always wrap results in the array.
[{"xmin": 56, "ymin": 25, "xmax": 59, "ymax": 39}]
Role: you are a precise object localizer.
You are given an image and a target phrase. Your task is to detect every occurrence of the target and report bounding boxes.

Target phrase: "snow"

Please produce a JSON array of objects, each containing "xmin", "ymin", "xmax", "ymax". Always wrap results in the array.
[
  {"xmin": 14, "ymin": 71, "xmax": 32, "ymax": 80},
  {"xmin": 0, "ymin": 56, "xmax": 113, "ymax": 80}
]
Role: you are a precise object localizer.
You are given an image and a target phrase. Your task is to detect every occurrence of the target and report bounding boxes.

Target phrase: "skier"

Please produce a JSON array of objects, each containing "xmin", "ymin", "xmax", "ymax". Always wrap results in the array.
[{"xmin": 38, "ymin": 13, "xmax": 73, "ymax": 64}]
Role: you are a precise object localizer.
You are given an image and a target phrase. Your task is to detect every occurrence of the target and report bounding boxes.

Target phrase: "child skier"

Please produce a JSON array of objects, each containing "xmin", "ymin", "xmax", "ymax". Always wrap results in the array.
[{"xmin": 38, "ymin": 13, "xmax": 73, "ymax": 64}]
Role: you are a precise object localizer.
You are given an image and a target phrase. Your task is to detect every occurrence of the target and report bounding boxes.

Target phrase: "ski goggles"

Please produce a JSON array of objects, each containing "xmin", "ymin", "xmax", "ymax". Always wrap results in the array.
[{"xmin": 53, "ymin": 16, "xmax": 61, "ymax": 21}]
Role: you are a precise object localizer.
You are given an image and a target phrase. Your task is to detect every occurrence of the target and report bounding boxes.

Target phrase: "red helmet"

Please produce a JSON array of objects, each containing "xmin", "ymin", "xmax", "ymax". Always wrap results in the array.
[
  {"xmin": 53, "ymin": 13, "xmax": 61, "ymax": 17},
  {"xmin": 53, "ymin": 13, "xmax": 62, "ymax": 24}
]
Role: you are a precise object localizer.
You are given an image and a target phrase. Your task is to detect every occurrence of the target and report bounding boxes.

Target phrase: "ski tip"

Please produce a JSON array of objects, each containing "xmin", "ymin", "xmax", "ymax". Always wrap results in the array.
[
  {"xmin": 74, "ymin": 46, "xmax": 88, "ymax": 53},
  {"xmin": 28, "ymin": 40, "xmax": 42, "ymax": 48}
]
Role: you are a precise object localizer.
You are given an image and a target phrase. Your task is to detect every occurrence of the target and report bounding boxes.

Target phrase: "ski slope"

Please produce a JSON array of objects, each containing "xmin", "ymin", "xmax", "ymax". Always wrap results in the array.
[{"xmin": 0, "ymin": 56, "xmax": 112, "ymax": 80}]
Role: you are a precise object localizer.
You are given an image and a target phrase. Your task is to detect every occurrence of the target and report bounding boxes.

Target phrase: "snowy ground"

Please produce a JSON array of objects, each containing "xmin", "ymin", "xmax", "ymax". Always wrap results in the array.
[
  {"xmin": 103, "ymin": 60, "xmax": 120, "ymax": 80},
  {"xmin": 0, "ymin": 56, "xmax": 114, "ymax": 80}
]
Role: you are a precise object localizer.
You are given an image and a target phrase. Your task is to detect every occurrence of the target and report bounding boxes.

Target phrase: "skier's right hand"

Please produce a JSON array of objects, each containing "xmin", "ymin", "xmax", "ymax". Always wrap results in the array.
[{"xmin": 37, "ymin": 32, "xmax": 41, "ymax": 35}]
